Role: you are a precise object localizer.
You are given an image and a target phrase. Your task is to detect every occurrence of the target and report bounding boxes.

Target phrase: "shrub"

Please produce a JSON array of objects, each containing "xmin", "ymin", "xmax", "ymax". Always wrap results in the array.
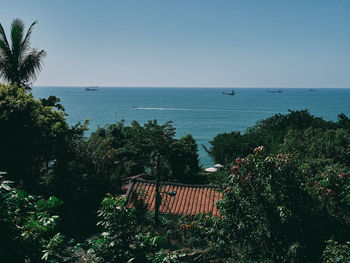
[
  {"xmin": 217, "ymin": 147, "xmax": 332, "ymax": 262},
  {"xmin": 0, "ymin": 173, "xmax": 75, "ymax": 262},
  {"xmin": 87, "ymin": 194, "xmax": 166, "ymax": 263},
  {"xmin": 322, "ymin": 239, "xmax": 350, "ymax": 263}
]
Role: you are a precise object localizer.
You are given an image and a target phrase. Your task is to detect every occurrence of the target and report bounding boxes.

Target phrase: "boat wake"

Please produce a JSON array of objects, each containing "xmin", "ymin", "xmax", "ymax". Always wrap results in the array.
[
  {"xmin": 132, "ymin": 107, "xmax": 285, "ymax": 114},
  {"xmin": 133, "ymin": 107, "xmax": 198, "ymax": 111}
]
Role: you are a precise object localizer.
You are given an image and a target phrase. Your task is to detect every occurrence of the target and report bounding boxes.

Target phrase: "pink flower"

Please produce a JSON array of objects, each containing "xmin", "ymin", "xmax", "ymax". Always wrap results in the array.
[
  {"xmin": 246, "ymin": 172, "xmax": 253, "ymax": 181},
  {"xmin": 236, "ymin": 158, "xmax": 244, "ymax": 164},
  {"xmin": 230, "ymin": 165, "xmax": 239, "ymax": 174},
  {"xmin": 254, "ymin": 146, "xmax": 264, "ymax": 154},
  {"xmin": 339, "ymin": 173, "xmax": 346, "ymax": 179},
  {"xmin": 327, "ymin": 189, "xmax": 334, "ymax": 195}
]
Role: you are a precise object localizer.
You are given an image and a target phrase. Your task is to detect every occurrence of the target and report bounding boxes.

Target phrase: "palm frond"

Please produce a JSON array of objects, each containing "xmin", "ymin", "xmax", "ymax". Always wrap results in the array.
[
  {"xmin": 0, "ymin": 40, "xmax": 12, "ymax": 59},
  {"xmin": 21, "ymin": 20, "xmax": 37, "ymax": 53},
  {"xmin": 0, "ymin": 23, "xmax": 12, "ymax": 59},
  {"xmin": 0, "ymin": 55, "xmax": 13, "ymax": 82},
  {"xmin": 19, "ymin": 49, "xmax": 46, "ymax": 84},
  {"xmin": 0, "ymin": 23, "xmax": 10, "ymax": 48},
  {"xmin": 0, "ymin": 19, "xmax": 46, "ymax": 86},
  {"xmin": 10, "ymin": 18, "xmax": 25, "ymax": 62}
]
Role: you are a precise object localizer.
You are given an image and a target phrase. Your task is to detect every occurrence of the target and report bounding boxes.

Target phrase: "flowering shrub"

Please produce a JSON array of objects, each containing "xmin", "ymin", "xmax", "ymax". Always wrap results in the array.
[
  {"xmin": 217, "ymin": 147, "xmax": 342, "ymax": 262},
  {"xmin": 309, "ymin": 165, "xmax": 350, "ymax": 241}
]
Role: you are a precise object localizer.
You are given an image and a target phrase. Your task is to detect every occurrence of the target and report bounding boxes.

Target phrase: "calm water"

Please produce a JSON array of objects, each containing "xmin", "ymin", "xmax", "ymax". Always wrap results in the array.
[{"xmin": 32, "ymin": 87, "xmax": 350, "ymax": 167}]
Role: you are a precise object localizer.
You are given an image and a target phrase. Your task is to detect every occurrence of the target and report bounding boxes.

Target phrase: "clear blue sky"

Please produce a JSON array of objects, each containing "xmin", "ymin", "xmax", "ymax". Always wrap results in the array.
[{"xmin": 1, "ymin": 0, "xmax": 349, "ymax": 87}]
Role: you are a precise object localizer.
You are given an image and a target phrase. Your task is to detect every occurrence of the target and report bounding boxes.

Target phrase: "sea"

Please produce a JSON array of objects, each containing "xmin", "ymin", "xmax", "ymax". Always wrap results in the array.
[{"xmin": 32, "ymin": 87, "xmax": 350, "ymax": 167}]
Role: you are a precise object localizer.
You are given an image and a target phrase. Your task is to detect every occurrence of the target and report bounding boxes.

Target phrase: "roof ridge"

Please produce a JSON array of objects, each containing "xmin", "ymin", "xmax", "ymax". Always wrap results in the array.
[{"xmin": 131, "ymin": 178, "xmax": 219, "ymax": 189}]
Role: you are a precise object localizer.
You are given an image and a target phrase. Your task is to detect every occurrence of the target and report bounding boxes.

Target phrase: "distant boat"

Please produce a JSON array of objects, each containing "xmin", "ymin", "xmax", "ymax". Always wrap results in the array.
[
  {"xmin": 267, "ymin": 89, "xmax": 282, "ymax": 93},
  {"xmin": 309, "ymin": 89, "xmax": 317, "ymax": 92},
  {"xmin": 85, "ymin": 86, "xmax": 99, "ymax": 91},
  {"xmin": 222, "ymin": 90, "xmax": 235, "ymax": 95}
]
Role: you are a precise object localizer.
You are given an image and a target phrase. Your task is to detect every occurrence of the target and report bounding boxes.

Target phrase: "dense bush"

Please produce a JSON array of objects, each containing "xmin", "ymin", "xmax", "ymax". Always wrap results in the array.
[
  {"xmin": 207, "ymin": 146, "xmax": 350, "ymax": 262},
  {"xmin": 322, "ymin": 239, "xmax": 350, "ymax": 263},
  {"xmin": 86, "ymin": 194, "xmax": 183, "ymax": 263},
  {"xmin": 282, "ymin": 127, "xmax": 350, "ymax": 173},
  {"xmin": 0, "ymin": 173, "xmax": 75, "ymax": 262}
]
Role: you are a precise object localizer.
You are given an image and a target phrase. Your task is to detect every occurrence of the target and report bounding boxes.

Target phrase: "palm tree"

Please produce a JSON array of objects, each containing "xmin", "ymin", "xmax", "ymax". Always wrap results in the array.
[{"xmin": 0, "ymin": 18, "xmax": 46, "ymax": 89}]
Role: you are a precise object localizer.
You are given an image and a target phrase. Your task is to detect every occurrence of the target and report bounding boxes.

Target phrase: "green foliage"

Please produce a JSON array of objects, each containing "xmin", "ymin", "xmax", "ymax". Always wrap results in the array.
[
  {"xmin": 204, "ymin": 110, "xmax": 350, "ymax": 261},
  {"xmin": 204, "ymin": 131, "xmax": 258, "ymax": 165},
  {"xmin": 282, "ymin": 128, "xmax": 350, "ymax": 173},
  {"xmin": 0, "ymin": 173, "xmax": 76, "ymax": 262},
  {"xmin": 322, "ymin": 240, "xmax": 350, "ymax": 263},
  {"xmin": 177, "ymin": 214, "xmax": 227, "ymax": 253},
  {"xmin": 87, "ymin": 195, "xmax": 168, "ymax": 263},
  {"xmin": 217, "ymin": 148, "xmax": 318, "ymax": 262},
  {"xmin": 168, "ymin": 134, "xmax": 201, "ymax": 183},
  {"xmin": 0, "ymin": 83, "xmax": 86, "ymax": 192},
  {"xmin": 205, "ymin": 147, "xmax": 350, "ymax": 262},
  {"xmin": 146, "ymin": 250, "xmax": 184, "ymax": 263},
  {"xmin": 90, "ymin": 120, "xmax": 201, "ymax": 184},
  {"xmin": 0, "ymin": 18, "xmax": 46, "ymax": 88},
  {"xmin": 310, "ymin": 166, "xmax": 350, "ymax": 239},
  {"xmin": 207, "ymin": 110, "xmax": 340, "ymax": 165},
  {"xmin": 0, "ymin": 83, "xmax": 97, "ymax": 234}
]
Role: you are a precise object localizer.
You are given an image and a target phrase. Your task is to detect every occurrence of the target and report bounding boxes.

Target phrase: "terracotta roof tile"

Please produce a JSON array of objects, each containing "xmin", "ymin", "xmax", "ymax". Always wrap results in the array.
[{"xmin": 125, "ymin": 179, "xmax": 222, "ymax": 216}]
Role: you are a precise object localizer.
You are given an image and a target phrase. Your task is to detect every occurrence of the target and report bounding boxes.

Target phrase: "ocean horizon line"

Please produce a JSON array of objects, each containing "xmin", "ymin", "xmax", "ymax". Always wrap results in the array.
[{"xmin": 32, "ymin": 86, "xmax": 349, "ymax": 89}]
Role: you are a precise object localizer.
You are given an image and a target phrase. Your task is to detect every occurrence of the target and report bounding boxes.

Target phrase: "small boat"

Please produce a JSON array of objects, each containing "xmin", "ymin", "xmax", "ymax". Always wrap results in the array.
[
  {"xmin": 222, "ymin": 90, "xmax": 235, "ymax": 95},
  {"xmin": 267, "ymin": 89, "xmax": 282, "ymax": 93},
  {"xmin": 309, "ymin": 89, "xmax": 317, "ymax": 92},
  {"xmin": 85, "ymin": 86, "xmax": 99, "ymax": 91}
]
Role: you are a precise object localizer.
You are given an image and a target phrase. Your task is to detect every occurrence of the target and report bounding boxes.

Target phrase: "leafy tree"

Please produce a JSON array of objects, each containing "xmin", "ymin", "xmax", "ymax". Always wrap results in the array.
[
  {"xmin": 204, "ymin": 131, "xmax": 258, "ymax": 165},
  {"xmin": 90, "ymin": 120, "xmax": 201, "ymax": 184},
  {"xmin": 0, "ymin": 83, "xmax": 96, "ymax": 235},
  {"xmin": 168, "ymin": 134, "xmax": 200, "ymax": 183},
  {"xmin": 207, "ymin": 110, "xmax": 344, "ymax": 166},
  {"xmin": 282, "ymin": 127, "xmax": 350, "ymax": 173},
  {"xmin": 51, "ymin": 137, "xmax": 116, "ymax": 235},
  {"xmin": 0, "ymin": 18, "xmax": 46, "ymax": 89},
  {"xmin": 0, "ymin": 83, "xmax": 86, "ymax": 193},
  {"xmin": 337, "ymin": 113, "xmax": 350, "ymax": 129}
]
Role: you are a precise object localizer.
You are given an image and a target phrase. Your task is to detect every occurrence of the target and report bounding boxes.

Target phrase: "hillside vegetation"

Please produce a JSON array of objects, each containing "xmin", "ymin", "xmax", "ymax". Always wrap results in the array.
[{"xmin": 0, "ymin": 83, "xmax": 349, "ymax": 262}]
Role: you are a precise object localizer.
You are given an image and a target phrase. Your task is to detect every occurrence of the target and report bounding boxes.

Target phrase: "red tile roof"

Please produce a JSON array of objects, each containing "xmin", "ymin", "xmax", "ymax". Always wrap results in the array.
[{"xmin": 125, "ymin": 179, "xmax": 222, "ymax": 216}]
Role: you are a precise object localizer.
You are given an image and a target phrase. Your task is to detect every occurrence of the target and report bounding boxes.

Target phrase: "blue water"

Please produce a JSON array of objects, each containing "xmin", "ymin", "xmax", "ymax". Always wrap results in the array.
[{"xmin": 32, "ymin": 87, "xmax": 350, "ymax": 167}]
